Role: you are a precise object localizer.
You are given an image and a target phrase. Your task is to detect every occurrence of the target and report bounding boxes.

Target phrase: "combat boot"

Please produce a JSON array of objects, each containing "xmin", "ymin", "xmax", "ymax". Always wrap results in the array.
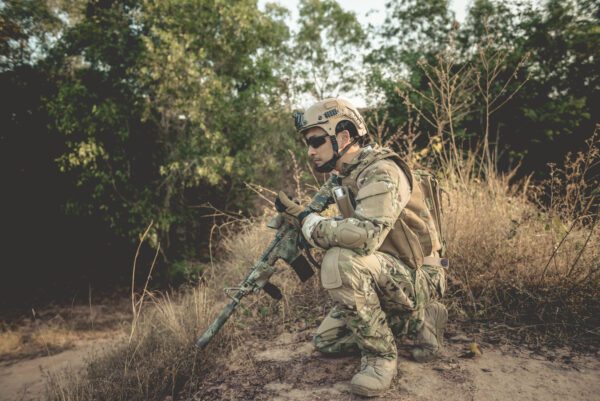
[
  {"xmin": 411, "ymin": 301, "xmax": 447, "ymax": 362},
  {"xmin": 350, "ymin": 355, "xmax": 397, "ymax": 397}
]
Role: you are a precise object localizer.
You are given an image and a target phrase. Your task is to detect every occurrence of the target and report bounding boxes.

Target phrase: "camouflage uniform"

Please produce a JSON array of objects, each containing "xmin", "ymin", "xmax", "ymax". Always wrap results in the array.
[{"xmin": 305, "ymin": 146, "xmax": 446, "ymax": 360}]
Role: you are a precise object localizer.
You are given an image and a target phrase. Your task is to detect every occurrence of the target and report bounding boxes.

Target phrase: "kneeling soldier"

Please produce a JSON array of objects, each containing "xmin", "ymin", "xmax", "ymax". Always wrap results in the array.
[{"xmin": 276, "ymin": 98, "xmax": 448, "ymax": 397}]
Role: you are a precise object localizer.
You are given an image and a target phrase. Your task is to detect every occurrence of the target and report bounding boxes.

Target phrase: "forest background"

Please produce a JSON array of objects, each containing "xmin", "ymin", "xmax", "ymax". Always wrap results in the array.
[{"xmin": 1, "ymin": 0, "xmax": 598, "ymax": 311}]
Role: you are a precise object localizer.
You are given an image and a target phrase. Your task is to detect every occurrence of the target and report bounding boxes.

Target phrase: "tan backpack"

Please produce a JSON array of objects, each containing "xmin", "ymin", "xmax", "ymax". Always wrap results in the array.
[{"xmin": 412, "ymin": 169, "xmax": 447, "ymax": 259}]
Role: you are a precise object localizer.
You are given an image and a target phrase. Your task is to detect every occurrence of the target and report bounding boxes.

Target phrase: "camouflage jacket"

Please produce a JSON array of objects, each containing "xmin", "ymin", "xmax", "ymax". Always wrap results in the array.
[{"xmin": 307, "ymin": 146, "xmax": 411, "ymax": 256}]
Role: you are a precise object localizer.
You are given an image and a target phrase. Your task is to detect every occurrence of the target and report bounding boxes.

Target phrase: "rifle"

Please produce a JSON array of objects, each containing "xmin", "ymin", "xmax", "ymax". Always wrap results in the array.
[{"xmin": 195, "ymin": 176, "xmax": 338, "ymax": 349}]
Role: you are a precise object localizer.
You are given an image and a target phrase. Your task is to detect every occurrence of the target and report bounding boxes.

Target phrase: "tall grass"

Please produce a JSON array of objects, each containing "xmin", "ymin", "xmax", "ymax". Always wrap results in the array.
[
  {"xmin": 45, "ymin": 215, "xmax": 329, "ymax": 401},
  {"xmin": 441, "ymin": 137, "xmax": 599, "ymax": 344}
]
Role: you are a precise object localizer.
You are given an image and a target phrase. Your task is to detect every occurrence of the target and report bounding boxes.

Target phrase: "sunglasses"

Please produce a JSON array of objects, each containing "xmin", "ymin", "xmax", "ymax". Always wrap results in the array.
[{"xmin": 304, "ymin": 135, "xmax": 329, "ymax": 149}]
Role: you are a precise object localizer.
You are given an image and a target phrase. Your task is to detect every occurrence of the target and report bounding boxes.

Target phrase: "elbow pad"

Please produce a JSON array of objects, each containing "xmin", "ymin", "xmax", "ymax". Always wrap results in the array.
[
  {"xmin": 332, "ymin": 222, "xmax": 370, "ymax": 248},
  {"xmin": 313, "ymin": 218, "xmax": 383, "ymax": 253}
]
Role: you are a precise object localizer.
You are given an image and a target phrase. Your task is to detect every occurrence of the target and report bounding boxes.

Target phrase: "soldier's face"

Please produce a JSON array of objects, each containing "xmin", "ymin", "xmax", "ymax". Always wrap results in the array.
[{"xmin": 304, "ymin": 127, "xmax": 334, "ymax": 168}]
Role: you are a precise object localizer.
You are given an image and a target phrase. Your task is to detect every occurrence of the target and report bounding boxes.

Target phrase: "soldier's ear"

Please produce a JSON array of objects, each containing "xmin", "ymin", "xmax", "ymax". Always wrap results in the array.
[{"xmin": 336, "ymin": 129, "xmax": 351, "ymax": 146}]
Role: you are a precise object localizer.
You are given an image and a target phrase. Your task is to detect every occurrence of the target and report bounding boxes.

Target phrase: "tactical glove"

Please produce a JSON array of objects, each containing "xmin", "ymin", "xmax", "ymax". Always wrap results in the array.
[{"xmin": 275, "ymin": 191, "xmax": 312, "ymax": 224}]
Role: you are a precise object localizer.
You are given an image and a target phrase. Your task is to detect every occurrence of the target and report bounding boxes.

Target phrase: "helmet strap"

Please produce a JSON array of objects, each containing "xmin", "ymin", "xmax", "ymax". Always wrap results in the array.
[
  {"xmin": 330, "ymin": 135, "xmax": 339, "ymax": 153},
  {"xmin": 315, "ymin": 136, "xmax": 358, "ymax": 173}
]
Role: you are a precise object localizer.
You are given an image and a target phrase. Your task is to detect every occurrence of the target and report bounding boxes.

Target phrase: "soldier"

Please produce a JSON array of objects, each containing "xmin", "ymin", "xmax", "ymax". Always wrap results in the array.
[{"xmin": 276, "ymin": 98, "xmax": 448, "ymax": 397}]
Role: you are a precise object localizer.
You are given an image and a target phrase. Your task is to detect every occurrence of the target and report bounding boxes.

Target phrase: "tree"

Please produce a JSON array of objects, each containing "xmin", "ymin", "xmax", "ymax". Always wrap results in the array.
[
  {"xmin": 364, "ymin": 0, "xmax": 455, "ymax": 131},
  {"xmin": 367, "ymin": 0, "xmax": 599, "ymax": 176},
  {"xmin": 291, "ymin": 0, "xmax": 366, "ymax": 101},
  {"xmin": 45, "ymin": 0, "xmax": 295, "ymax": 269},
  {"xmin": 460, "ymin": 0, "xmax": 600, "ymax": 173},
  {"xmin": 0, "ymin": 0, "xmax": 64, "ymax": 70}
]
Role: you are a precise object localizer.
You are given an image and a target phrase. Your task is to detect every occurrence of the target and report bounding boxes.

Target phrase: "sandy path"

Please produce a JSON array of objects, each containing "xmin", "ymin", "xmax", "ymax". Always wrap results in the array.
[
  {"xmin": 0, "ymin": 339, "xmax": 112, "ymax": 401},
  {"xmin": 196, "ymin": 330, "xmax": 600, "ymax": 401}
]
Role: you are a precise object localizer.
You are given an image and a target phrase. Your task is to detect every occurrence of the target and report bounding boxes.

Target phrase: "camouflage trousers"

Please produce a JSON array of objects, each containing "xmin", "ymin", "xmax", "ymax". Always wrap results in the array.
[{"xmin": 314, "ymin": 247, "xmax": 446, "ymax": 359}]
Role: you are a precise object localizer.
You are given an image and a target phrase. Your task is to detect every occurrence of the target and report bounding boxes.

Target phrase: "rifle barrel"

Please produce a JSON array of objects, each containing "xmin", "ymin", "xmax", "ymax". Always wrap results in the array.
[
  {"xmin": 195, "ymin": 297, "xmax": 239, "ymax": 349},
  {"xmin": 195, "ymin": 211, "xmax": 327, "ymax": 350}
]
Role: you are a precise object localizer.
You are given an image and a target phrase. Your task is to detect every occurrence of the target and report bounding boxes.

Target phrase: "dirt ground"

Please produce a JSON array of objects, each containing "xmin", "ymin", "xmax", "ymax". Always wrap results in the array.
[
  {"xmin": 194, "ymin": 329, "xmax": 600, "ymax": 401},
  {"xmin": 0, "ymin": 301, "xmax": 129, "ymax": 401},
  {"xmin": 0, "ymin": 338, "xmax": 115, "ymax": 401},
  {"xmin": 1, "ymin": 317, "xmax": 599, "ymax": 401}
]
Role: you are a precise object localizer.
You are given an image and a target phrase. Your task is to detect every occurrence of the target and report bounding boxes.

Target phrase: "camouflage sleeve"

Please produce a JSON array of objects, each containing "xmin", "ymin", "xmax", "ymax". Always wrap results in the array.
[
  {"xmin": 309, "ymin": 159, "xmax": 408, "ymax": 255},
  {"xmin": 306, "ymin": 174, "xmax": 338, "ymax": 213}
]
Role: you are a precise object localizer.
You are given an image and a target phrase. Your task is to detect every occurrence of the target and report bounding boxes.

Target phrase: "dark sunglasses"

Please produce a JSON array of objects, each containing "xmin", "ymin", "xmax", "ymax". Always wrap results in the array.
[{"xmin": 304, "ymin": 135, "xmax": 329, "ymax": 149}]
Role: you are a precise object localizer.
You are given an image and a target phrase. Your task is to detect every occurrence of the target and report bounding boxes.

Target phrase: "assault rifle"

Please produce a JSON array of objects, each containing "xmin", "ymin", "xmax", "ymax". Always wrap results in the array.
[{"xmin": 195, "ymin": 177, "xmax": 338, "ymax": 349}]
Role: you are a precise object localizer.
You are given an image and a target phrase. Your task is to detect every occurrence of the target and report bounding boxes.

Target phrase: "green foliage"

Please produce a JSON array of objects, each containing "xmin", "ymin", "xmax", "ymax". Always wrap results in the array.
[
  {"xmin": 2, "ymin": 0, "xmax": 598, "ymax": 291},
  {"xmin": 367, "ymin": 0, "xmax": 599, "ymax": 175},
  {"xmin": 466, "ymin": 0, "xmax": 599, "ymax": 171},
  {"xmin": 39, "ymin": 0, "xmax": 298, "ymax": 269},
  {"xmin": 0, "ymin": 0, "xmax": 63, "ymax": 70},
  {"xmin": 45, "ymin": 0, "xmax": 150, "ymax": 243},
  {"xmin": 364, "ymin": 0, "xmax": 454, "ymax": 130},
  {"xmin": 292, "ymin": 0, "xmax": 366, "ymax": 100}
]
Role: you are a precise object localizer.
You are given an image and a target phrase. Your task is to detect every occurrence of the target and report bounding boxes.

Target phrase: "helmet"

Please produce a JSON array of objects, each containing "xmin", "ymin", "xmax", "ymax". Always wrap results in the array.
[
  {"xmin": 293, "ymin": 98, "xmax": 367, "ymax": 173},
  {"xmin": 293, "ymin": 98, "xmax": 367, "ymax": 138}
]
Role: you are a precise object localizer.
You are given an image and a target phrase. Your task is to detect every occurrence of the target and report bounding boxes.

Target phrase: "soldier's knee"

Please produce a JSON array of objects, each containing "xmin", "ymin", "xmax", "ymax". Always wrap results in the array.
[
  {"xmin": 313, "ymin": 313, "xmax": 358, "ymax": 355},
  {"xmin": 313, "ymin": 324, "xmax": 342, "ymax": 353}
]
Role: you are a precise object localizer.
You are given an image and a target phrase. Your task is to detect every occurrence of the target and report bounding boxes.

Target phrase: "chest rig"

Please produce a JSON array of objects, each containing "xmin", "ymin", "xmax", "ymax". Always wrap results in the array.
[{"xmin": 338, "ymin": 147, "xmax": 442, "ymax": 270}]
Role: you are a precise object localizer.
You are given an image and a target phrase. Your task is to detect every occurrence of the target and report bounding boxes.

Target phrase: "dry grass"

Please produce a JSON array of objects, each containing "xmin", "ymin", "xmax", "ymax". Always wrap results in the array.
[
  {"xmin": 0, "ymin": 331, "xmax": 22, "ymax": 355},
  {"xmin": 442, "ymin": 164, "xmax": 599, "ymax": 345},
  {"xmin": 386, "ymin": 26, "xmax": 600, "ymax": 346},
  {"xmin": 388, "ymin": 124, "xmax": 599, "ymax": 347},
  {"xmin": 45, "ymin": 214, "xmax": 329, "ymax": 401}
]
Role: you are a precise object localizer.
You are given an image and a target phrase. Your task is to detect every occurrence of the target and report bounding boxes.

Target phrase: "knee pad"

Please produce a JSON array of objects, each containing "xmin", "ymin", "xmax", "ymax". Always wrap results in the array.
[{"xmin": 321, "ymin": 247, "xmax": 344, "ymax": 289}]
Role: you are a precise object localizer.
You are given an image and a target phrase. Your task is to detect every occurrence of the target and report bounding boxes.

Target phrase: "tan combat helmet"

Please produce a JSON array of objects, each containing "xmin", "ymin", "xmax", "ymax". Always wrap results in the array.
[{"xmin": 294, "ymin": 98, "xmax": 367, "ymax": 137}]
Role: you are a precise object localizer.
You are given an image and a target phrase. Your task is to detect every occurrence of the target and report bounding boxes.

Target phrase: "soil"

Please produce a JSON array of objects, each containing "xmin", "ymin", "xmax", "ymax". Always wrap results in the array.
[
  {"xmin": 1, "ymin": 319, "xmax": 599, "ymax": 401},
  {"xmin": 0, "ymin": 301, "xmax": 129, "ymax": 401},
  {"xmin": 194, "ymin": 329, "xmax": 600, "ymax": 401},
  {"xmin": 0, "ymin": 338, "xmax": 114, "ymax": 401}
]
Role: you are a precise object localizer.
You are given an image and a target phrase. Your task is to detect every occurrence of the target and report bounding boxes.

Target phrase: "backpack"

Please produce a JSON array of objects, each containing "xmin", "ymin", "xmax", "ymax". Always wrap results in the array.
[{"xmin": 412, "ymin": 169, "xmax": 447, "ymax": 258}]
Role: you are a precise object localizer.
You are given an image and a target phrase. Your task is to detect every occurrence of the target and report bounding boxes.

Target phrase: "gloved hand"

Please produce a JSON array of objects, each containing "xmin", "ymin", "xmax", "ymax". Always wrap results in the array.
[{"xmin": 274, "ymin": 191, "xmax": 311, "ymax": 224}]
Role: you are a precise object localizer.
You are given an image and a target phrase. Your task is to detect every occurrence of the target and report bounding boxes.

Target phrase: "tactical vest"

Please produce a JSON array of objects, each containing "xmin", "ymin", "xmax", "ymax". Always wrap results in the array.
[{"xmin": 340, "ymin": 147, "xmax": 442, "ymax": 269}]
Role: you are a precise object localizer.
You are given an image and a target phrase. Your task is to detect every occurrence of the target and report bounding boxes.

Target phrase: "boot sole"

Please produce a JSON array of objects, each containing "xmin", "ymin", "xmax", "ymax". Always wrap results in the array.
[{"xmin": 351, "ymin": 383, "xmax": 386, "ymax": 397}]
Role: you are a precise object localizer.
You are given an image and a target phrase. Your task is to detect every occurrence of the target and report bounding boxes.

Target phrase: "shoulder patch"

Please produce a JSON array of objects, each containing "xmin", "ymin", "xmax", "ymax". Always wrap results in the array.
[{"xmin": 356, "ymin": 181, "xmax": 391, "ymax": 201}]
